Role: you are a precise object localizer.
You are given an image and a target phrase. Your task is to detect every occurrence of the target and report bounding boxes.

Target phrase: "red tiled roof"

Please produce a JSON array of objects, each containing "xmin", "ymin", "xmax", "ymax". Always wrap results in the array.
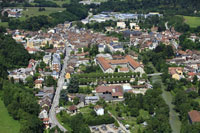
[
  {"xmin": 97, "ymin": 55, "xmax": 141, "ymax": 71},
  {"xmin": 35, "ymin": 79, "xmax": 43, "ymax": 84},
  {"xmin": 43, "ymin": 118, "xmax": 49, "ymax": 122},
  {"xmin": 96, "ymin": 85, "xmax": 123, "ymax": 97},
  {"xmin": 68, "ymin": 105, "xmax": 77, "ymax": 111},
  {"xmin": 119, "ymin": 67, "xmax": 129, "ymax": 72},
  {"xmin": 188, "ymin": 110, "xmax": 200, "ymax": 123},
  {"xmin": 94, "ymin": 105, "xmax": 103, "ymax": 110},
  {"xmin": 125, "ymin": 55, "xmax": 140, "ymax": 69},
  {"xmin": 97, "ymin": 57, "xmax": 112, "ymax": 71},
  {"xmin": 168, "ymin": 67, "xmax": 183, "ymax": 75}
]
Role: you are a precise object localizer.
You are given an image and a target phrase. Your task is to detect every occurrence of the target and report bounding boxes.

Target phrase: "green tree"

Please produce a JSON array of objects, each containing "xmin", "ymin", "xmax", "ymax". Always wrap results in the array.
[{"xmin": 67, "ymin": 77, "xmax": 79, "ymax": 93}]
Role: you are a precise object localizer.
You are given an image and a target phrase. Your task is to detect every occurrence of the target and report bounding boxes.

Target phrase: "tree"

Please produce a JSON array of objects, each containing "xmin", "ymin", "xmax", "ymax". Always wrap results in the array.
[
  {"xmin": 67, "ymin": 77, "xmax": 79, "ymax": 93},
  {"xmin": 25, "ymin": 76, "xmax": 34, "ymax": 88},
  {"xmin": 73, "ymin": 97, "xmax": 79, "ymax": 105},
  {"xmin": 45, "ymin": 76, "xmax": 56, "ymax": 87}
]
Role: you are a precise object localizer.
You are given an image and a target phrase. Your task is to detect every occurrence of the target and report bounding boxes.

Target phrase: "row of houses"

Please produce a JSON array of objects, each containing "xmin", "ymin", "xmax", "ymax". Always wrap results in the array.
[{"xmin": 167, "ymin": 49, "xmax": 200, "ymax": 81}]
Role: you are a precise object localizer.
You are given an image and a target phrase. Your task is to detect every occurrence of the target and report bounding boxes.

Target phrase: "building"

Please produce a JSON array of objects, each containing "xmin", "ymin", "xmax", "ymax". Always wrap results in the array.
[
  {"xmin": 168, "ymin": 67, "xmax": 184, "ymax": 80},
  {"xmin": 85, "ymin": 96, "xmax": 100, "ymax": 105},
  {"xmin": 95, "ymin": 85, "xmax": 124, "ymax": 101},
  {"xmin": 43, "ymin": 54, "xmax": 51, "ymax": 65},
  {"xmin": 52, "ymin": 53, "xmax": 61, "ymax": 72},
  {"xmin": 67, "ymin": 105, "xmax": 78, "ymax": 114},
  {"xmin": 188, "ymin": 110, "xmax": 200, "ymax": 124},
  {"xmin": 94, "ymin": 105, "xmax": 104, "ymax": 116},
  {"xmin": 117, "ymin": 22, "xmax": 126, "ymax": 29},
  {"xmin": 96, "ymin": 55, "xmax": 144, "ymax": 74}
]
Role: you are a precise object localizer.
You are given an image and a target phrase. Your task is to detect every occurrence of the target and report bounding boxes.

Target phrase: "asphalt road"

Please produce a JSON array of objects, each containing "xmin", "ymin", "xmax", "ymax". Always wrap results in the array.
[{"xmin": 49, "ymin": 46, "xmax": 71, "ymax": 132}]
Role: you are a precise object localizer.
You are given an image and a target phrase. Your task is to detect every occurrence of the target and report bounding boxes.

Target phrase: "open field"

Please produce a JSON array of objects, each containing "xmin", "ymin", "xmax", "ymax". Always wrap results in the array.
[
  {"xmin": 183, "ymin": 16, "xmax": 200, "ymax": 28},
  {"xmin": 20, "ymin": 7, "xmax": 65, "ymax": 20},
  {"xmin": 0, "ymin": 99, "xmax": 20, "ymax": 133}
]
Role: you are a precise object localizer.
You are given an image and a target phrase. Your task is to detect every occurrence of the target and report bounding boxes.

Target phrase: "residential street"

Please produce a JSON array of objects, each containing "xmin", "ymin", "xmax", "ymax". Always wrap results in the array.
[{"xmin": 49, "ymin": 45, "xmax": 71, "ymax": 132}]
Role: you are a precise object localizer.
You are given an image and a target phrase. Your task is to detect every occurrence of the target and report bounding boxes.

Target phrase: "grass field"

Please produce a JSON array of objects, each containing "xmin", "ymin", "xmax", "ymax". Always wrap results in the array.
[
  {"xmin": 0, "ymin": 22, "xmax": 8, "ymax": 28},
  {"xmin": 183, "ymin": 16, "xmax": 200, "ymax": 28},
  {"xmin": 0, "ymin": 99, "xmax": 20, "ymax": 133},
  {"xmin": 52, "ymin": 0, "xmax": 70, "ymax": 6},
  {"xmin": 19, "ymin": 7, "xmax": 65, "ymax": 21}
]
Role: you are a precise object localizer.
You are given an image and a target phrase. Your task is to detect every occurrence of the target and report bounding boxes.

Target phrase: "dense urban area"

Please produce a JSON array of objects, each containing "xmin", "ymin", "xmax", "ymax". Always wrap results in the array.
[{"xmin": 0, "ymin": 0, "xmax": 200, "ymax": 133}]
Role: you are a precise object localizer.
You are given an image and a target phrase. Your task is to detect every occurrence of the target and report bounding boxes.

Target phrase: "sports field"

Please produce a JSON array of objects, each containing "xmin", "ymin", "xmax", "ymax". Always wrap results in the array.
[{"xmin": 0, "ymin": 99, "xmax": 20, "ymax": 133}]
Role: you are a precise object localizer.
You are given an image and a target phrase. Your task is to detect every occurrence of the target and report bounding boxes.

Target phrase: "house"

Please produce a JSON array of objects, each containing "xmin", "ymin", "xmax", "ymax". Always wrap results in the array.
[
  {"xmin": 34, "ymin": 79, "xmax": 43, "ymax": 89},
  {"xmin": 85, "ymin": 96, "xmax": 100, "ymax": 105},
  {"xmin": 168, "ymin": 67, "xmax": 184, "ymax": 80},
  {"xmin": 43, "ymin": 118, "xmax": 50, "ymax": 129},
  {"xmin": 95, "ymin": 85, "xmax": 124, "ymax": 101},
  {"xmin": 117, "ymin": 22, "xmax": 126, "ymax": 29},
  {"xmin": 39, "ymin": 109, "xmax": 48, "ymax": 119},
  {"xmin": 188, "ymin": 110, "xmax": 200, "ymax": 124},
  {"xmin": 96, "ymin": 55, "xmax": 145, "ymax": 74},
  {"xmin": 68, "ymin": 105, "xmax": 78, "ymax": 114},
  {"xmin": 52, "ymin": 53, "xmax": 61, "ymax": 72},
  {"xmin": 51, "ymin": 71, "xmax": 59, "ymax": 79},
  {"xmin": 43, "ymin": 54, "xmax": 51, "ymax": 65},
  {"xmin": 98, "ymin": 44, "xmax": 106, "ymax": 53},
  {"xmin": 130, "ymin": 23, "xmax": 137, "ymax": 30},
  {"xmin": 94, "ymin": 105, "xmax": 104, "ymax": 116}
]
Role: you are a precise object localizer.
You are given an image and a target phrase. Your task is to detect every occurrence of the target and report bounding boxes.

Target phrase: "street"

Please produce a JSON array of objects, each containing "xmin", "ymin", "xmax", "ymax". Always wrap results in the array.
[{"xmin": 49, "ymin": 45, "xmax": 71, "ymax": 132}]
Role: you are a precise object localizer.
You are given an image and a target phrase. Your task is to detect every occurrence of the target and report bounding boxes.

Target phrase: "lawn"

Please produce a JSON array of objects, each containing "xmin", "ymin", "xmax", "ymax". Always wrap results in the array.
[
  {"xmin": 0, "ymin": 99, "xmax": 20, "ymax": 133},
  {"xmin": 0, "ymin": 22, "xmax": 8, "ymax": 28},
  {"xmin": 183, "ymin": 16, "xmax": 200, "ymax": 28}
]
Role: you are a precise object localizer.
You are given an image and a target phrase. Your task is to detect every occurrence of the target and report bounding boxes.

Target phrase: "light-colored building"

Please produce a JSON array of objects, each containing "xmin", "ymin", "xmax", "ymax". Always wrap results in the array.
[
  {"xmin": 117, "ymin": 22, "xmax": 126, "ymax": 29},
  {"xmin": 94, "ymin": 105, "xmax": 104, "ymax": 116}
]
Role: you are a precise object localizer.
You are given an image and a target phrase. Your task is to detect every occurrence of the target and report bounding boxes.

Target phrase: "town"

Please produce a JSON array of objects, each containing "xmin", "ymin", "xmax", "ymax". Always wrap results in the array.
[{"xmin": 0, "ymin": 0, "xmax": 200, "ymax": 133}]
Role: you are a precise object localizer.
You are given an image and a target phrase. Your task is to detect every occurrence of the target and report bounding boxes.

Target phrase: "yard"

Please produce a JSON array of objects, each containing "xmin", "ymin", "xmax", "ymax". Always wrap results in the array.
[
  {"xmin": 183, "ymin": 16, "xmax": 200, "ymax": 28},
  {"xmin": 0, "ymin": 99, "xmax": 20, "ymax": 133},
  {"xmin": 106, "ymin": 102, "xmax": 150, "ymax": 133}
]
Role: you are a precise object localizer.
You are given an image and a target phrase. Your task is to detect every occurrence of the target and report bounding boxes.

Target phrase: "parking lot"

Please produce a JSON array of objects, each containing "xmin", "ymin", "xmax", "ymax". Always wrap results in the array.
[{"xmin": 90, "ymin": 124, "xmax": 125, "ymax": 133}]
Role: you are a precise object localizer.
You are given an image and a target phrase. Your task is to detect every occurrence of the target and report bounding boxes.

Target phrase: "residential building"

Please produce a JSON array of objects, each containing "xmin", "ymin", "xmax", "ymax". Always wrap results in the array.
[
  {"xmin": 168, "ymin": 67, "xmax": 184, "ymax": 80},
  {"xmin": 117, "ymin": 22, "xmax": 126, "ymax": 29},
  {"xmin": 188, "ymin": 110, "xmax": 200, "ymax": 124},
  {"xmin": 94, "ymin": 105, "xmax": 104, "ymax": 116}
]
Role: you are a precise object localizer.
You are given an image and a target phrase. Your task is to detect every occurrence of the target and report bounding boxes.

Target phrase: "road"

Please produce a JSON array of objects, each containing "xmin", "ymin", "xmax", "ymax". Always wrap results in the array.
[
  {"xmin": 108, "ymin": 111, "xmax": 130, "ymax": 133},
  {"xmin": 49, "ymin": 45, "xmax": 71, "ymax": 132},
  {"xmin": 165, "ymin": 22, "xmax": 169, "ymax": 30}
]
